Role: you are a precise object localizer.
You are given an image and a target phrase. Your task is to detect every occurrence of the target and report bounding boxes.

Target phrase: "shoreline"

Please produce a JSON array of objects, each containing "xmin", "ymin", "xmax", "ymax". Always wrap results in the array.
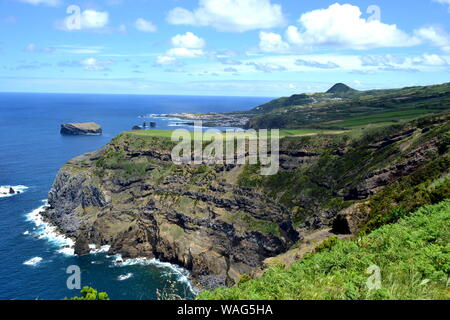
[
  {"xmin": 139, "ymin": 112, "xmax": 250, "ymax": 128},
  {"xmin": 24, "ymin": 200, "xmax": 198, "ymax": 297}
]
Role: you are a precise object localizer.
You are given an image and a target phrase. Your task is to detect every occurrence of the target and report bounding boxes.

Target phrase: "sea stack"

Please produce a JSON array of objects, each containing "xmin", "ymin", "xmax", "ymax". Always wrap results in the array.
[{"xmin": 60, "ymin": 122, "xmax": 102, "ymax": 135}]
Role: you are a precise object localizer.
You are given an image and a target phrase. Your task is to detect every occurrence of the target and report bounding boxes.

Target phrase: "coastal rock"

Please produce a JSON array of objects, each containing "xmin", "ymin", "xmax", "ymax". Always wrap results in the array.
[
  {"xmin": 9, "ymin": 187, "xmax": 15, "ymax": 194},
  {"xmin": 42, "ymin": 133, "xmax": 299, "ymax": 288},
  {"xmin": 60, "ymin": 122, "xmax": 102, "ymax": 135},
  {"xmin": 41, "ymin": 115, "xmax": 449, "ymax": 289},
  {"xmin": 74, "ymin": 232, "xmax": 90, "ymax": 256}
]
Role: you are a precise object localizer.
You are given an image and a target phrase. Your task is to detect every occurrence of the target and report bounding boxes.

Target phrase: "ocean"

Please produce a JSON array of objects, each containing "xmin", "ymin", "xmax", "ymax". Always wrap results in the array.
[{"xmin": 0, "ymin": 92, "xmax": 272, "ymax": 300}]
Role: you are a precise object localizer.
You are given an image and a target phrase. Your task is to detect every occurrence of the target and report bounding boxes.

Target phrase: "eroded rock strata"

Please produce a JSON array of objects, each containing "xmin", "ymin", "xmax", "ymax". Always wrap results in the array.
[
  {"xmin": 43, "ymin": 114, "xmax": 449, "ymax": 289},
  {"xmin": 41, "ymin": 136, "xmax": 299, "ymax": 288}
]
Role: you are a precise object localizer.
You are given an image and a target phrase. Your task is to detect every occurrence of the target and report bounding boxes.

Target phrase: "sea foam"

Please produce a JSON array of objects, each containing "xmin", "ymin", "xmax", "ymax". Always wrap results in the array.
[
  {"xmin": 89, "ymin": 244, "xmax": 111, "ymax": 254},
  {"xmin": 25, "ymin": 202, "xmax": 196, "ymax": 293},
  {"xmin": 23, "ymin": 257, "xmax": 43, "ymax": 266},
  {"xmin": 25, "ymin": 200, "xmax": 75, "ymax": 256},
  {"xmin": 117, "ymin": 273, "xmax": 133, "ymax": 281},
  {"xmin": 0, "ymin": 185, "xmax": 28, "ymax": 198},
  {"xmin": 111, "ymin": 254, "xmax": 196, "ymax": 293}
]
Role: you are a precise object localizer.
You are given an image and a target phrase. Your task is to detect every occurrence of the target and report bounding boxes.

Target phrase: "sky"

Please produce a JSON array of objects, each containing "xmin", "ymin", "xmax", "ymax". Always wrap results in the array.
[{"xmin": 0, "ymin": 0, "xmax": 450, "ymax": 96}]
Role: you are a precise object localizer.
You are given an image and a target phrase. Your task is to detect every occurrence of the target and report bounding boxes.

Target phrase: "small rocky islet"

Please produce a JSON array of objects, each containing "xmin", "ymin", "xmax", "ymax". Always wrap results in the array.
[
  {"xmin": 60, "ymin": 122, "xmax": 102, "ymax": 135},
  {"xmin": 0, "ymin": 186, "xmax": 21, "ymax": 196}
]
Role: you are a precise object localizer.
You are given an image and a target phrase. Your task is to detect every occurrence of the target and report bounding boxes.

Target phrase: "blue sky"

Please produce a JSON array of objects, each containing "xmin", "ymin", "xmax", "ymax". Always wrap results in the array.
[{"xmin": 0, "ymin": 0, "xmax": 450, "ymax": 96}]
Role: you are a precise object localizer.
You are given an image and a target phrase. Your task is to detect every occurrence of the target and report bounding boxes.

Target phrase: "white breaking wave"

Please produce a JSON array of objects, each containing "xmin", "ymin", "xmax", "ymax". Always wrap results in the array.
[
  {"xmin": 25, "ymin": 202, "xmax": 196, "ymax": 294},
  {"xmin": 89, "ymin": 244, "xmax": 111, "ymax": 254},
  {"xmin": 117, "ymin": 273, "xmax": 133, "ymax": 281},
  {"xmin": 111, "ymin": 254, "xmax": 196, "ymax": 293},
  {"xmin": 0, "ymin": 185, "xmax": 28, "ymax": 198},
  {"xmin": 167, "ymin": 123, "xmax": 185, "ymax": 127},
  {"xmin": 23, "ymin": 257, "xmax": 43, "ymax": 266},
  {"xmin": 25, "ymin": 200, "xmax": 75, "ymax": 256},
  {"xmin": 140, "ymin": 114, "xmax": 182, "ymax": 121}
]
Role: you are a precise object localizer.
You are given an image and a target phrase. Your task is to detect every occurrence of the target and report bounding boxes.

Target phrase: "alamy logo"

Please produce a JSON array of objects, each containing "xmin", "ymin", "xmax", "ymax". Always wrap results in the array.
[
  {"xmin": 66, "ymin": 265, "xmax": 81, "ymax": 290},
  {"xmin": 171, "ymin": 121, "xmax": 280, "ymax": 176},
  {"xmin": 366, "ymin": 265, "xmax": 382, "ymax": 291}
]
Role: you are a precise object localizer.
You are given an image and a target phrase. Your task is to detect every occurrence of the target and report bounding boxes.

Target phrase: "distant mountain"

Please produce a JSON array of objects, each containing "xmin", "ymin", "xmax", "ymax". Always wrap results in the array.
[
  {"xmin": 246, "ymin": 82, "xmax": 450, "ymax": 129},
  {"xmin": 326, "ymin": 83, "xmax": 356, "ymax": 94}
]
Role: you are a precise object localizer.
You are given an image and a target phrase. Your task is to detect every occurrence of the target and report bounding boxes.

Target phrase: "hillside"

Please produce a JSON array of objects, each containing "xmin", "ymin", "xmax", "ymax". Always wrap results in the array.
[
  {"xmin": 326, "ymin": 83, "xmax": 357, "ymax": 94},
  {"xmin": 245, "ymin": 82, "xmax": 450, "ymax": 129},
  {"xmin": 198, "ymin": 200, "xmax": 450, "ymax": 300},
  {"xmin": 41, "ymin": 111, "xmax": 449, "ymax": 292}
]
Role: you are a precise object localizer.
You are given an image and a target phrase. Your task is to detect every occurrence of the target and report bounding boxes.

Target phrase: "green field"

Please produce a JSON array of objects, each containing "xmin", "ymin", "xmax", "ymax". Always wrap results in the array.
[
  {"xmin": 332, "ymin": 108, "xmax": 440, "ymax": 128},
  {"xmin": 198, "ymin": 200, "xmax": 450, "ymax": 300},
  {"xmin": 127, "ymin": 128, "xmax": 346, "ymax": 139}
]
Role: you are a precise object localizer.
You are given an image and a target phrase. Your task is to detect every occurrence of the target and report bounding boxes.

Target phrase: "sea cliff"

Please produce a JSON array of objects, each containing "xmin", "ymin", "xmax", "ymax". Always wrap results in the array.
[{"xmin": 42, "ymin": 113, "xmax": 449, "ymax": 289}]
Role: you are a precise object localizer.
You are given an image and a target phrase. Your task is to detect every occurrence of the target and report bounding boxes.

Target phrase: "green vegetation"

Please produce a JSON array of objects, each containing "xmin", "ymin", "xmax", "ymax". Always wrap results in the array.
[
  {"xmin": 221, "ymin": 210, "xmax": 281, "ymax": 237},
  {"xmin": 127, "ymin": 129, "xmax": 176, "ymax": 138},
  {"xmin": 198, "ymin": 200, "xmax": 450, "ymax": 300},
  {"xmin": 362, "ymin": 155, "xmax": 450, "ymax": 233},
  {"xmin": 68, "ymin": 287, "xmax": 110, "ymax": 300},
  {"xmin": 247, "ymin": 82, "xmax": 450, "ymax": 130},
  {"xmin": 127, "ymin": 128, "xmax": 344, "ymax": 139},
  {"xmin": 237, "ymin": 114, "xmax": 450, "ymax": 230}
]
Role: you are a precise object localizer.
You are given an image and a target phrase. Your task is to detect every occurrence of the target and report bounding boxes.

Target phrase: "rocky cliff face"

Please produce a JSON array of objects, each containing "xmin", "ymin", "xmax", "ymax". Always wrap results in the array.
[
  {"xmin": 43, "ymin": 114, "xmax": 449, "ymax": 289},
  {"xmin": 42, "ymin": 134, "xmax": 299, "ymax": 288}
]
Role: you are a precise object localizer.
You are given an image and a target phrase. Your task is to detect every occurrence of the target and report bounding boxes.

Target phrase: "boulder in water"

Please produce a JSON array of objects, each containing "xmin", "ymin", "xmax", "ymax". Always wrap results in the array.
[{"xmin": 9, "ymin": 187, "xmax": 15, "ymax": 194}]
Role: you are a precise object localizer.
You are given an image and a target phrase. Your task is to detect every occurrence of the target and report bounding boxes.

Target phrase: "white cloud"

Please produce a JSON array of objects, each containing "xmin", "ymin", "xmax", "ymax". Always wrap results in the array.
[
  {"xmin": 285, "ymin": 3, "xmax": 419, "ymax": 50},
  {"xmin": 259, "ymin": 31, "xmax": 290, "ymax": 53},
  {"xmin": 421, "ymin": 53, "xmax": 449, "ymax": 66},
  {"xmin": 414, "ymin": 53, "xmax": 450, "ymax": 66},
  {"xmin": 80, "ymin": 10, "xmax": 109, "ymax": 29},
  {"xmin": 167, "ymin": 0, "xmax": 285, "ymax": 32},
  {"xmin": 171, "ymin": 32, "xmax": 205, "ymax": 49},
  {"xmin": 167, "ymin": 48, "xmax": 204, "ymax": 58},
  {"xmin": 246, "ymin": 61, "xmax": 286, "ymax": 73},
  {"xmin": 414, "ymin": 26, "xmax": 450, "ymax": 53},
  {"xmin": 155, "ymin": 32, "xmax": 206, "ymax": 65},
  {"xmin": 295, "ymin": 59, "xmax": 339, "ymax": 69},
  {"xmin": 360, "ymin": 54, "xmax": 406, "ymax": 67},
  {"xmin": 24, "ymin": 43, "xmax": 55, "ymax": 53},
  {"xmin": 80, "ymin": 58, "xmax": 114, "ymax": 71},
  {"xmin": 156, "ymin": 56, "xmax": 177, "ymax": 65},
  {"xmin": 59, "ymin": 10, "xmax": 109, "ymax": 31},
  {"xmin": 16, "ymin": 0, "xmax": 61, "ymax": 6},
  {"xmin": 134, "ymin": 18, "xmax": 157, "ymax": 33}
]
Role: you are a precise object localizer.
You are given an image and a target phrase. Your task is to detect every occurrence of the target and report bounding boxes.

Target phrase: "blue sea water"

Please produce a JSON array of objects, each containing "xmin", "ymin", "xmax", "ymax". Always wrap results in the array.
[{"xmin": 0, "ymin": 92, "xmax": 272, "ymax": 300}]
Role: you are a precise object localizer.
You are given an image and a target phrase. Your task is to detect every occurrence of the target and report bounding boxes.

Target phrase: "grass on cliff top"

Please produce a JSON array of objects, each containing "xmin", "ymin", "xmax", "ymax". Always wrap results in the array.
[
  {"xmin": 197, "ymin": 200, "xmax": 450, "ymax": 300},
  {"xmin": 126, "ymin": 128, "xmax": 346, "ymax": 139}
]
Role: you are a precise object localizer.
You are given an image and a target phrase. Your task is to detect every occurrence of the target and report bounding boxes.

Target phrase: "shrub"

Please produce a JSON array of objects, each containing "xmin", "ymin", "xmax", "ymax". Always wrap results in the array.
[{"xmin": 68, "ymin": 287, "xmax": 110, "ymax": 300}]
